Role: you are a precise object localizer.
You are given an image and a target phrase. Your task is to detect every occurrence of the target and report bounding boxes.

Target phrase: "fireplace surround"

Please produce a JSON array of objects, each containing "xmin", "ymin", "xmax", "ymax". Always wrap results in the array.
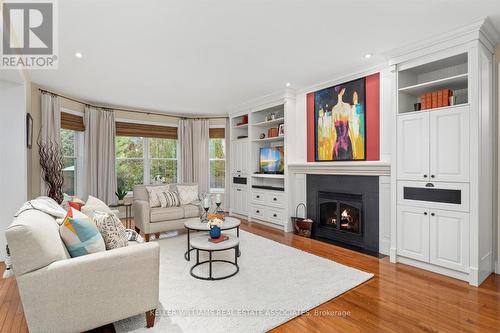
[{"xmin": 307, "ymin": 175, "xmax": 379, "ymax": 255}]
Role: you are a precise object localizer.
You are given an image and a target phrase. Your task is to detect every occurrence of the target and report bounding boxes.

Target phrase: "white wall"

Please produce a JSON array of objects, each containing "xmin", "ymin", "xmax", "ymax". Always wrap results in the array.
[{"xmin": 0, "ymin": 81, "xmax": 27, "ymax": 259}]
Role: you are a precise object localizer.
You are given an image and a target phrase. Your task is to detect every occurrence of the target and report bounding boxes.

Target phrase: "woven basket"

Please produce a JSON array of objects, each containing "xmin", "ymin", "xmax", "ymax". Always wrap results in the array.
[{"xmin": 291, "ymin": 203, "xmax": 313, "ymax": 237}]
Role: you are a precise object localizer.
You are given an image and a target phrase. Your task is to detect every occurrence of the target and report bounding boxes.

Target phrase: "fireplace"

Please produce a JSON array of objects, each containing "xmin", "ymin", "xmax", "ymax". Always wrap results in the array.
[{"xmin": 307, "ymin": 175, "xmax": 379, "ymax": 255}]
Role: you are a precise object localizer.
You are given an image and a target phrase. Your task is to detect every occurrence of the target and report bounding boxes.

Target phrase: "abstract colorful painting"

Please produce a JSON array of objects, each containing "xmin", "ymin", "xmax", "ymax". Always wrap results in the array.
[{"xmin": 314, "ymin": 78, "xmax": 366, "ymax": 161}]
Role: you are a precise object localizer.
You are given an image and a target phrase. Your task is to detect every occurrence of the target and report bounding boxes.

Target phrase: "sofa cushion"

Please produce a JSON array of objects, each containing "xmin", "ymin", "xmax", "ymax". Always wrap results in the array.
[
  {"xmin": 93, "ymin": 211, "xmax": 129, "ymax": 250},
  {"xmin": 150, "ymin": 207, "xmax": 184, "ymax": 222},
  {"xmin": 177, "ymin": 184, "xmax": 199, "ymax": 205},
  {"xmin": 146, "ymin": 185, "xmax": 170, "ymax": 208},
  {"xmin": 158, "ymin": 190, "xmax": 181, "ymax": 208},
  {"xmin": 81, "ymin": 195, "xmax": 113, "ymax": 218},
  {"xmin": 182, "ymin": 204, "xmax": 200, "ymax": 218},
  {"xmin": 59, "ymin": 210, "xmax": 106, "ymax": 258},
  {"xmin": 6, "ymin": 210, "xmax": 70, "ymax": 276}
]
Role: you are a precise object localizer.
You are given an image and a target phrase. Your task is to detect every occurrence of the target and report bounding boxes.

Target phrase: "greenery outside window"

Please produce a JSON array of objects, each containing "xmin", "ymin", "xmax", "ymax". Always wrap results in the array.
[{"xmin": 209, "ymin": 138, "xmax": 225, "ymax": 191}]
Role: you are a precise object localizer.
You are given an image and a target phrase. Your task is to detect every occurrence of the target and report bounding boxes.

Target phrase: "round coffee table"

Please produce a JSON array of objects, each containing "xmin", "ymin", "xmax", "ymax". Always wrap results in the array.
[
  {"xmin": 189, "ymin": 234, "xmax": 239, "ymax": 280},
  {"xmin": 184, "ymin": 217, "xmax": 241, "ymax": 261}
]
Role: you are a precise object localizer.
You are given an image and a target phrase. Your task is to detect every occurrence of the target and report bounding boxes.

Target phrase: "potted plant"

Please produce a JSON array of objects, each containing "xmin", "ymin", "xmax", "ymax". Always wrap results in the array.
[{"xmin": 115, "ymin": 186, "xmax": 127, "ymax": 205}]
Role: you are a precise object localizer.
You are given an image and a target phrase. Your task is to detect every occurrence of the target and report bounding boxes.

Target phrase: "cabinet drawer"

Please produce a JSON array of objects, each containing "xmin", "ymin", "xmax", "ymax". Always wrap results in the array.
[
  {"xmin": 251, "ymin": 190, "xmax": 266, "ymax": 205},
  {"xmin": 250, "ymin": 205, "xmax": 265, "ymax": 219},
  {"xmin": 265, "ymin": 192, "xmax": 285, "ymax": 208},
  {"xmin": 265, "ymin": 207, "xmax": 286, "ymax": 226},
  {"xmin": 397, "ymin": 181, "xmax": 469, "ymax": 212}
]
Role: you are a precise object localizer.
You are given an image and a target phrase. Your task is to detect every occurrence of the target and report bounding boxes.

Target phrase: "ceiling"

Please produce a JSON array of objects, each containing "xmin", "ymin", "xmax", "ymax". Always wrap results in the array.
[{"xmin": 6, "ymin": 0, "xmax": 500, "ymax": 115}]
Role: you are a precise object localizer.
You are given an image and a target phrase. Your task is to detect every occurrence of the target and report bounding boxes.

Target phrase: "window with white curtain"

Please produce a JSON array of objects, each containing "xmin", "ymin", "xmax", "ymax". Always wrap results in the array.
[{"xmin": 60, "ymin": 128, "xmax": 83, "ymax": 196}]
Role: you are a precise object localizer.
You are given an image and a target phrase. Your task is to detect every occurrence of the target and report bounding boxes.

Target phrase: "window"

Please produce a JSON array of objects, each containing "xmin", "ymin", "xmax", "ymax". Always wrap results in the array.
[
  {"xmin": 116, "ymin": 136, "xmax": 178, "ymax": 192},
  {"xmin": 116, "ymin": 136, "xmax": 145, "ymax": 193},
  {"xmin": 60, "ymin": 128, "xmax": 78, "ymax": 196},
  {"xmin": 149, "ymin": 138, "xmax": 177, "ymax": 184},
  {"xmin": 209, "ymin": 138, "xmax": 225, "ymax": 191}
]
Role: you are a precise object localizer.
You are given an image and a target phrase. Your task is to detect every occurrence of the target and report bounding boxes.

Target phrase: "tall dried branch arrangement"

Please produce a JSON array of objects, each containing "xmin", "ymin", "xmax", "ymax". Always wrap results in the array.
[{"xmin": 37, "ymin": 135, "xmax": 64, "ymax": 204}]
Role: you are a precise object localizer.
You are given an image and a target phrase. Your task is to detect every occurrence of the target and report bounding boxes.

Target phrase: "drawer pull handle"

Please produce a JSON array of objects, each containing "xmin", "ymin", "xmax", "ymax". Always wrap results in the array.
[
  {"xmin": 273, "ymin": 213, "xmax": 277, "ymax": 217},
  {"xmin": 425, "ymin": 183, "xmax": 434, "ymax": 188},
  {"xmin": 256, "ymin": 210, "xmax": 260, "ymax": 213},
  {"xmin": 273, "ymin": 197, "xmax": 277, "ymax": 201},
  {"xmin": 431, "ymin": 175, "xmax": 435, "ymax": 178},
  {"xmin": 423, "ymin": 174, "xmax": 428, "ymax": 178},
  {"xmin": 424, "ymin": 212, "xmax": 428, "ymax": 215},
  {"xmin": 256, "ymin": 195, "xmax": 260, "ymax": 198},
  {"xmin": 431, "ymin": 212, "xmax": 435, "ymax": 216}
]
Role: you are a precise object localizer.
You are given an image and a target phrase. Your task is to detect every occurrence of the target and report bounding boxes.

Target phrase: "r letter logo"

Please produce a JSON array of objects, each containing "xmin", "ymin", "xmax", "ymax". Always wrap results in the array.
[{"xmin": 1, "ymin": 0, "xmax": 58, "ymax": 69}]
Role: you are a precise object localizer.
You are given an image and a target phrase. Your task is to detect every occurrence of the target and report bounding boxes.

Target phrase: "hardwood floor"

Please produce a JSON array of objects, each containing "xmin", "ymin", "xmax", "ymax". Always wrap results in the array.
[{"xmin": 2, "ymin": 218, "xmax": 499, "ymax": 332}]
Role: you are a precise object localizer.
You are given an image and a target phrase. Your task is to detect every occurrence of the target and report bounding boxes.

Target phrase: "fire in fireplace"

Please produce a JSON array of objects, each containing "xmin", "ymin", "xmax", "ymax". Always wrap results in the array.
[{"xmin": 319, "ymin": 193, "xmax": 362, "ymax": 235}]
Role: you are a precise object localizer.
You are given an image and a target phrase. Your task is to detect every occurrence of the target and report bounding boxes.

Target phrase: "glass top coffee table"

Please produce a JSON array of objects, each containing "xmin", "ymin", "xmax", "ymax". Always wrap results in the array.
[{"xmin": 184, "ymin": 216, "xmax": 241, "ymax": 261}]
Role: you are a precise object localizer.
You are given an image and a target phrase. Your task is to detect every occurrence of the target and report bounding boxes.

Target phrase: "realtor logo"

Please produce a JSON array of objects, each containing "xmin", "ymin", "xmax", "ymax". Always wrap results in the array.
[{"xmin": 1, "ymin": 0, "xmax": 58, "ymax": 69}]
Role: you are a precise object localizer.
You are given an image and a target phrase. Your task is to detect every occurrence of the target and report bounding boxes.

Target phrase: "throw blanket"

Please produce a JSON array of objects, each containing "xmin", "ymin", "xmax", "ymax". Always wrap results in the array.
[
  {"xmin": 5, "ymin": 197, "xmax": 67, "ymax": 279},
  {"xmin": 14, "ymin": 196, "xmax": 67, "ymax": 218}
]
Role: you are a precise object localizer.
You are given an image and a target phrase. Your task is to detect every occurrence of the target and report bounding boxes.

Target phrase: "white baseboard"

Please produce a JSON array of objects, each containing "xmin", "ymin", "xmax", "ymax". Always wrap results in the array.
[{"xmin": 396, "ymin": 256, "xmax": 470, "ymax": 283}]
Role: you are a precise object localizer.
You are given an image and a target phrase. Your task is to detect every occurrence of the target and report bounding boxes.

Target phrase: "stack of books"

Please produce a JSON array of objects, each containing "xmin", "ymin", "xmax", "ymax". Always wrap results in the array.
[{"xmin": 420, "ymin": 89, "xmax": 453, "ymax": 110}]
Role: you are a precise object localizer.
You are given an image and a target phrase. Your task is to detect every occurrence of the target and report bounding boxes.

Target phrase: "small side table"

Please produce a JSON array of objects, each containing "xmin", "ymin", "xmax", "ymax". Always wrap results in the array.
[{"xmin": 109, "ymin": 202, "xmax": 132, "ymax": 229}]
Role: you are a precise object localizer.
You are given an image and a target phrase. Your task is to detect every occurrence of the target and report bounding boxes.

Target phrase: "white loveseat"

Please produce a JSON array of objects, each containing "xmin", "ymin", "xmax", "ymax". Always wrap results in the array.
[
  {"xmin": 5, "ymin": 209, "xmax": 160, "ymax": 333},
  {"xmin": 133, "ymin": 183, "xmax": 200, "ymax": 241}
]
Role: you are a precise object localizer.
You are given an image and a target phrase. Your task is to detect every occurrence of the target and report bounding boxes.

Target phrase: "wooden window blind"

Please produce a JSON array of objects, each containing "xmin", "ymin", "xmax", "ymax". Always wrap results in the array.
[
  {"xmin": 115, "ymin": 122, "xmax": 178, "ymax": 139},
  {"xmin": 209, "ymin": 128, "xmax": 225, "ymax": 139},
  {"xmin": 61, "ymin": 112, "xmax": 85, "ymax": 131}
]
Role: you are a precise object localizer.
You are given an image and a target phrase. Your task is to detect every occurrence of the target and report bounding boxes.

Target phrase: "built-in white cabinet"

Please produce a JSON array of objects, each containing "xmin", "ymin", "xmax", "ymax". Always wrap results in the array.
[
  {"xmin": 397, "ymin": 105, "xmax": 469, "ymax": 183},
  {"xmin": 397, "ymin": 205, "xmax": 430, "ymax": 262},
  {"xmin": 231, "ymin": 185, "xmax": 248, "ymax": 216},
  {"xmin": 429, "ymin": 209, "xmax": 469, "ymax": 273},
  {"xmin": 429, "ymin": 106, "xmax": 469, "ymax": 182},
  {"xmin": 231, "ymin": 140, "xmax": 249, "ymax": 177},
  {"xmin": 397, "ymin": 205, "xmax": 469, "ymax": 273},
  {"xmin": 250, "ymin": 189, "xmax": 286, "ymax": 226},
  {"xmin": 397, "ymin": 112, "xmax": 430, "ymax": 181}
]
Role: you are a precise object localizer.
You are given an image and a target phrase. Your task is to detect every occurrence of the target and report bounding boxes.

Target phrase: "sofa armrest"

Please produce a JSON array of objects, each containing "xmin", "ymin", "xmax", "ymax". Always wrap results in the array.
[
  {"xmin": 16, "ymin": 242, "xmax": 160, "ymax": 333},
  {"xmin": 133, "ymin": 199, "xmax": 151, "ymax": 233}
]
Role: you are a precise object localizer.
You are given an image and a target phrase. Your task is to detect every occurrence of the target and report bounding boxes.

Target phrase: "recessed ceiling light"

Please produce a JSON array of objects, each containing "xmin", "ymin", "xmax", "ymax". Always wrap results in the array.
[
  {"xmin": 285, "ymin": 82, "xmax": 291, "ymax": 87},
  {"xmin": 364, "ymin": 53, "xmax": 373, "ymax": 59},
  {"xmin": 75, "ymin": 52, "xmax": 83, "ymax": 58}
]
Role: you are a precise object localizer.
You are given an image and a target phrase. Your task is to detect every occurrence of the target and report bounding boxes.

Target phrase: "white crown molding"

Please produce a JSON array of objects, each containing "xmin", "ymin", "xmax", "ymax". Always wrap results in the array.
[
  {"xmin": 386, "ymin": 17, "xmax": 500, "ymax": 65},
  {"xmin": 288, "ymin": 161, "xmax": 391, "ymax": 176}
]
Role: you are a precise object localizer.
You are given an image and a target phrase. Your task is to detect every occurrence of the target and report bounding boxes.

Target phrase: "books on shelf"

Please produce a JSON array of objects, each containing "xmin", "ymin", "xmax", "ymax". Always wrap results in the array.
[
  {"xmin": 208, "ymin": 235, "xmax": 229, "ymax": 243},
  {"xmin": 420, "ymin": 89, "xmax": 453, "ymax": 111}
]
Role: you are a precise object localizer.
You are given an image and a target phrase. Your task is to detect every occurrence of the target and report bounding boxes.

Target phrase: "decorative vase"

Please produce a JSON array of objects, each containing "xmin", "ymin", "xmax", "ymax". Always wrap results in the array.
[
  {"xmin": 209, "ymin": 226, "xmax": 221, "ymax": 239},
  {"xmin": 117, "ymin": 199, "xmax": 124, "ymax": 205}
]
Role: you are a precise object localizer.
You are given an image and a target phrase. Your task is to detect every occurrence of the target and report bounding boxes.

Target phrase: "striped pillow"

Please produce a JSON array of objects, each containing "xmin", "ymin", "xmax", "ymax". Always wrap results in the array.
[
  {"xmin": 158, "ymin": 191, "xmax": 181, "ymax": 208},
  {"xmin": 146, "ymin": 185, "xmax": 170, "ymax": 208}
]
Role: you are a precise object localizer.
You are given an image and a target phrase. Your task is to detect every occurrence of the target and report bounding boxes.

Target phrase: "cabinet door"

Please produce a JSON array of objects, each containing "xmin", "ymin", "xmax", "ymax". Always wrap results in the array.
[
  {"xmin": 241, "ymin": 142, "xmax": 249, "ymax": 176},
  {"xmin": 429, "ymin": 209, "xmax": 469, "ymax": 273},
  {"xmin": 429, "ymin": 106, "xmax": 469, "ymax": 182},
  {"xmin": 397, "ymin": 112, "xmax": 430, "ymax": 181},
  {"xmin": 231, "ymin": 142, "xmax": 238, "ymax": 176},
  {"xmin": 240, "ymin": 188, "xmax": 249, "ymax": 215},
  {"xmin": 397, "ymin": 205, "xmax": 430, "ymax": 262},
  {"xmin": 231, "ymin": 187, "xmax": 240, "ymax": 214}
]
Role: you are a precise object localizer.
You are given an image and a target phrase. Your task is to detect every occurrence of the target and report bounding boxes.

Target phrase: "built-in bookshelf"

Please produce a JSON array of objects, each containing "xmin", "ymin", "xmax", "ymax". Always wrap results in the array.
[
  {"xmin": 231, "ymin": 114, "xmax": 249, "ymax": 140},
  {"xmin": 398, "ymin": 53, "xmax": 468, "ymax": 114}
]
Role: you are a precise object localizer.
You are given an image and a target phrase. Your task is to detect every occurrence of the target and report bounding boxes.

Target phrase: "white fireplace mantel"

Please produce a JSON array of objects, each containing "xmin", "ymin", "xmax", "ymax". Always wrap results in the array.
[{"xmin": 287, "ymin": 161, "xmax": 391, "ymax": 176}]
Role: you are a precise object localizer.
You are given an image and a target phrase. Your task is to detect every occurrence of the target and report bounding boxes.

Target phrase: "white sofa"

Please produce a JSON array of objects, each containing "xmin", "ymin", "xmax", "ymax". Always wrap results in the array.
[
  {"xmin": 5, "ymin": 209, "xmax": 160, "ymax": 333},
  {"xmin": 133, "ymin": 183, "xmax": 200, "ymax": 241}
]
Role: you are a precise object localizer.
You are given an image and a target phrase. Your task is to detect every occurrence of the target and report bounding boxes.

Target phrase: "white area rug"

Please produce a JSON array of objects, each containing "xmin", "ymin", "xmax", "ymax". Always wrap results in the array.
[{"xmin": 114, "ymin": 230, "xmax": 373, "ymax": 333}]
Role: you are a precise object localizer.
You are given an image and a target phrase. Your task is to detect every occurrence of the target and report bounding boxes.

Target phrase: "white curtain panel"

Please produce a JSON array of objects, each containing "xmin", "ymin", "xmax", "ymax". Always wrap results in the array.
[
  {"xmin": 192, "ymin": 119, "xmax": 209, "ymax": 193},
  {"xmin": 179, "ymin": 118, "xmax": 209, "ymax": 193},
  {"xmin": 83, "ymin": 106, "xmax": 117, "ymax": 204},
  {"xmin": 224, "ymin": 118, "xmax": 230, "ymax": 210},
  {"xmin": 40, "ymin": 92, "xmax": 61, "ymax": 194},
  {"xmin": 179, "ymin": 119, "xmax": 193, "ymax": 184}
]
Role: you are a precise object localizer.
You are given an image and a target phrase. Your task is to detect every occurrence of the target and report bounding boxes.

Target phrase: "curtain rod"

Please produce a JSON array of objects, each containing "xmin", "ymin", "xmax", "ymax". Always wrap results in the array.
[{"xmin": 38, "ymin": 88, "xmax": 227, "ymax": 120}]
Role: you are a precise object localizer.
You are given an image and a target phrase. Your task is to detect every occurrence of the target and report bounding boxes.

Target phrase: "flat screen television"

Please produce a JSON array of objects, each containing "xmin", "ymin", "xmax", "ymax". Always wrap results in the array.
[{"xmin": 259, "ymin": 146, "xmax": 284, "ymax": 174}]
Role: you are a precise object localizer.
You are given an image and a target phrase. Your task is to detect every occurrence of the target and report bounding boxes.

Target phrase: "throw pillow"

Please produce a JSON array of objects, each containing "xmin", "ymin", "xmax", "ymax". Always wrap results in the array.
[
  {"xmin": 81, "ymin": 195, "xmax": 113, "ymax": 218},
  {"xmin": 93, "ymin": 211, "xmax": 129, "ymax": 250},
  {"xmin": 68, "ymin": 201, "xmax": 82, "ymax": 211},
  {"xmin": 176, "ymin": 184, "xmax": 199, "ymax": 205},
  {"xmin": 146, "ymin": 185, "xmax": 170, "ymax": 208},
  {"xmin": 158, "ymin": 191, "xmax": 181, "ymax": 208},
  {"xmin": 59, "ymin": 209, "xmax": 106, "ymax": 257}
]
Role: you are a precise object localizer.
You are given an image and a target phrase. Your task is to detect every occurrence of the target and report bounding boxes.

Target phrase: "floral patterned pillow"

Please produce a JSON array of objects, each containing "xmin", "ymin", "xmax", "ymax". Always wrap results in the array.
[
  {"xmin": 93, "ymin": 211, "xmax": 129, "ymax": 250},
  {"xmin": 176, "ymin": 184, "xmax": 199, "ymax": 205},
  {"xmin": 146, "ymin": 185, "xmax": 170, "ymax": 208}
]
